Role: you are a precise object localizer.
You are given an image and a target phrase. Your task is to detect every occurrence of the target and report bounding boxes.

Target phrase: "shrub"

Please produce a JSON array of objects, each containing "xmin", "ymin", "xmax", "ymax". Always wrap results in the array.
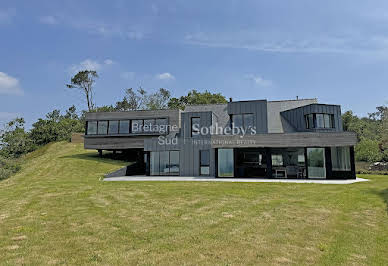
[
  {"xmin": 355, "ymin": 138, "xmax": 383, "ymax": 162},
  {"xmin": 0, "ymin": 156, "xmax": 21, "ymax": 180}
]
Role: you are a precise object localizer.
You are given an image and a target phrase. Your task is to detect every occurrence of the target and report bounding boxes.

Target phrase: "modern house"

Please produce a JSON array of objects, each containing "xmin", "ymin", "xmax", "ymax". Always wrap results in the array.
[{"xmin": 84, "ymin": 98, "xmax": 357, "ymax": 179}]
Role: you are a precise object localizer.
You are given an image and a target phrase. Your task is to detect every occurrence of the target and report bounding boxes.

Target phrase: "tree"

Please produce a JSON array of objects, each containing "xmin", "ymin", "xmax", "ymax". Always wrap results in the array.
[
  {"xmin": 66, "ymin": 70, "xmax": 98, "ymax": 111},
  {"xmin": 115, "ymin": 88, "xmax": 146, "ymax": 111},
  {"xmin": 168, "ymin": 89, "xmax": 228, "ymax": 110},
  {"xmin": 30, "ymin": 107, "xmax": 84, "ymax": 146},
  {"xmin": 115, "ymin": 87, "xmax": 171, "ymax": 111},
  {"xmin": 0, "ymin": 118, "xmax": 35, "ymax": 158},
  {"xmin": 355, "ymin": 138, "xmax": 383, "ymax": 162},
  {"xmin": 145, "ymin": 88, "xmax": 171, "ymax": 110}
]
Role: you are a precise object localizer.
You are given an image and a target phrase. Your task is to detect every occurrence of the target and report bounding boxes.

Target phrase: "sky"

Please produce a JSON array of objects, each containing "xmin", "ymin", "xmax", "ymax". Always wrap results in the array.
[{"xmin": 0, "ymin": 0, "xmax": 387, "ymax": 128}]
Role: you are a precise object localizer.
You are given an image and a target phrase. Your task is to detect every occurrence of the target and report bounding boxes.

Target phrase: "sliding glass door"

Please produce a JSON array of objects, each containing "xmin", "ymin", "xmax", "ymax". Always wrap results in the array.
[
  {"xmin": 307, "ymin": 148, "xmax": 326, "ymax": 179},
  {"xmin": 150, "ymin": 151, "xmax": 180, "ymax": 176},
  {"xmin": 218, "ymin": 149, "xmax": 234, "ymax": 177}
]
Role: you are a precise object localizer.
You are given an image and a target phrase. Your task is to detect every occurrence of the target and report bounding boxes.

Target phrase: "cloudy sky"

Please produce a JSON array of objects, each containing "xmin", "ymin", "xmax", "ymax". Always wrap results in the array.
[{"xmin": 0, "ymin": 0, "xmax": 387, "ymax": 127}]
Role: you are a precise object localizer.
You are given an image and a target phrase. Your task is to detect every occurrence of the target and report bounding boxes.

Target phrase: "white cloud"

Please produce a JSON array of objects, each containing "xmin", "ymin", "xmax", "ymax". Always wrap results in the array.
[
  {"xmin": 245, "ymin": 74, "xmax": 273, "ymax": 87},
  {"xmin": 104, "ymin": 59, "xmax": 114, "ymax": 65},
  {"xmin": 69, "ymin": 59, "xmax": 114, "ymax": 74},
  {"xmin": 0, "ymin": 72, "xmax": 24, "ymax": 96},
  {"xmin": 156, "ymin": 72, "xmax": 175, "ymax": 81},
  {"xmin": 39, "ymin": 15, "xmax": 58, "ymax": 25},
  {"xmin": 121, "ymin": 72, "xmax": 135, "ymax": 80}
]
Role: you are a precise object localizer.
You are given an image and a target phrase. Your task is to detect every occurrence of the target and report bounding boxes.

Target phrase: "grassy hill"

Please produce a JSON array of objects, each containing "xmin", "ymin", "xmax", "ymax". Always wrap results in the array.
[{"xmin": 1, "ymin": 142, "xmax": 388, "ymax": 265}]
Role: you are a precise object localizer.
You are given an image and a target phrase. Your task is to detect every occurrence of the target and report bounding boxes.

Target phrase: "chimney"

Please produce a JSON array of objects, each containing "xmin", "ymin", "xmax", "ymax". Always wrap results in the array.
[{"xmin": 229, "ymin": 97, "xmax": 233, "ymax": 102}]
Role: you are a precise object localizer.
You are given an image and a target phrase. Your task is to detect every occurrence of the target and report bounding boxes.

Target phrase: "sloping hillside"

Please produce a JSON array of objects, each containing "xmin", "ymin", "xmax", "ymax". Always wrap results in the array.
[{"xmin": 0, "ymin": 142, "xmax": 388, "ymax": 265}]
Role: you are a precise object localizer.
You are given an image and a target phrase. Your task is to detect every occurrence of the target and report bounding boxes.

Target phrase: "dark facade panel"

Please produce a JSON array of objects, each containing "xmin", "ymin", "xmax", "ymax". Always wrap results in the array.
[
  {"xmin": 281, "ymin": 104, "xmax": 343, "ymax": 132},
  {"xmin": 227, "ymin": 100, "xmax": 268, "ymax": 133}
]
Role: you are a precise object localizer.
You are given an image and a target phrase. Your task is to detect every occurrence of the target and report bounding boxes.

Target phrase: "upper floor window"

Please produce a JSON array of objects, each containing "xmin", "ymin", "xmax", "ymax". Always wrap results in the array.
[
  {"xmin": 87, "ymin": 121, "xmax": 97, "ymax": 135},
  {"xmin": 305, "ymin": 113, "xmax": 334, "ymax": 129},
  {"xmin": 119, "ymin": 120, "xmax": 130, "ymax": 134},
  {"xmin": 231, "ymin": 113, "xmax": 254, "ymax": 132},
  {"xmin": 191, "ymin": 117, "xmax": 200, "ymax": 137},
  {"xmin": 131, "ymin": 120, "xmax": 144, "ymax": 133},
  {"xmin": 86, "ymin": 118, "xmax": 168, "ymax": 135},
  {"xmin": 97, "ymin": 121, "xmax": 108, "ymax": 135},
  {"xmin": 108, "ymin": 121, "xmax": 119, "ymax": 134}
]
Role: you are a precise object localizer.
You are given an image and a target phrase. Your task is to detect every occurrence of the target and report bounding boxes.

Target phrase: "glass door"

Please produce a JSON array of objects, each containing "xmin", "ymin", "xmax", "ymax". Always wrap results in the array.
[
  {"xmin": 218, "ymin": 149, "xmax": 234, "ymax": 177},
  {"xmin": 307, "ymin": 148, "xmax": 326, "ymax": 179}
]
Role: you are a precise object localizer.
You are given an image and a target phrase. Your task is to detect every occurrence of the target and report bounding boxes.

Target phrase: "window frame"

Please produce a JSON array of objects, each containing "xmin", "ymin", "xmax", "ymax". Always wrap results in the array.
[
  {"xmin": 305, "ymin": 113, "xmax": 335, "ymax": 129},
  {"xmin": 86, "ymin": 121, "xmax": 98, "ymax": 135},
  {"xmin": 97, "ymin": 120, "xmax": 108, "ymax": 135},
  {"xmin": 108, "ymin": 120, "xmax": 119, "ymax": 135},
  {"xmin": 200, "ymin": 150, "xmax": 210, "ymax": 176},
  {"xmin": 191, "ymin": 117, "xmax": 201, "ymax": 137},
  {"xmin": 231, "ymin": 113, "xmax": 254, "ymax": 131}
]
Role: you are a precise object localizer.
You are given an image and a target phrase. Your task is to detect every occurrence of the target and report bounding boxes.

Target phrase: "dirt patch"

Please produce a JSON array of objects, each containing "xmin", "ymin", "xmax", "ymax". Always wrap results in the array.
[{"xmin": 12, "ymin": 235, "xmax": 27, "ymax": 241}]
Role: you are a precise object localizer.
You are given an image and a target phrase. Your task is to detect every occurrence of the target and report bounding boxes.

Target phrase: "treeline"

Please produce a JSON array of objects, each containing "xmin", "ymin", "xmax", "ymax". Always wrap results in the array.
[{"xmin": 342, "ymin": 106, "xmax": 388, "ymax": 162}]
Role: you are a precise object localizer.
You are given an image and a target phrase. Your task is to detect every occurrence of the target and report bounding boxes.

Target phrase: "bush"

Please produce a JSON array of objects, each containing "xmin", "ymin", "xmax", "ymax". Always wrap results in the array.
[
  {"xmin": 355, "ymin": 138, "xmax": 383, "ymax": 162},
  {"xmin": 0, "ymin": 156, "xmax": 21, "ymax": 180}
]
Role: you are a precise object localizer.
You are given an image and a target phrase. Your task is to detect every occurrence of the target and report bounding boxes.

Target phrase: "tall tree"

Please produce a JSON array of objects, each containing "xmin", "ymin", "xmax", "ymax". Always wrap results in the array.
[
  {"xmin": 168, "ymin": 89, "xmax": 228, "ymax": 110},
  {"xmin": 115, "ymin": 87, "xmax": 170, "ymax": 111},
  {"xmin": 66, "ymin": 70, "xmax": 98, "ymax": 111}
]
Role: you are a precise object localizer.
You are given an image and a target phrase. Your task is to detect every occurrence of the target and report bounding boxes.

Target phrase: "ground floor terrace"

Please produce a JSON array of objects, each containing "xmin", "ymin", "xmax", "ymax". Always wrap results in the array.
[{"xmin": 143, "ymin": 146, "xmax": 356, "ymax": 180}]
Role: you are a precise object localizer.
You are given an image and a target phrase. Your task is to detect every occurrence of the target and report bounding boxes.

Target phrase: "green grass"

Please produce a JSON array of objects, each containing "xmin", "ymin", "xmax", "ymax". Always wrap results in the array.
[{"xmin": 1, "ymin": 142, "xmax": 388, "ymax": 265}]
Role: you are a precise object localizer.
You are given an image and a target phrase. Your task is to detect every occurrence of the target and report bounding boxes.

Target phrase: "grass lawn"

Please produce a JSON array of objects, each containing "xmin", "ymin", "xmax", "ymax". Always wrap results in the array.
[{"xmin": 1, "ymin": 142, "xmax": 388, "ymax": 265}]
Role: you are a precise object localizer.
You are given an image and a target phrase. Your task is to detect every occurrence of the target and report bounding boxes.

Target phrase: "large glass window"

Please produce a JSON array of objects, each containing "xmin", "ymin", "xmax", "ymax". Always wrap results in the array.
[
  {"xmin": 145, "ymin": 119, "xmax": 158, "ymax": 133},
  {"xmin": 87, "ymin": 121, "xmax": 97, "ymax": 135},
  {"xmin": 231, "ymin": 114, "xmax": 254, "ymax": 133},
  {"xmin": 150, "ymin": 151, "xmax": 180, "ymax": 175},
  {"xmin": 218, "ymin": 149, "xmax": 234, "ymax": 177},
  {"xmin": 108, "ymin": 120, "xmax": 119, "ymax": 134},
  {"xmin": 200, "ymin": 150, "xmax": 210, "ymax": 175},
  {"xmin": 271, "ymin": 154, "xmax": 283, "ymax": 166},
  {"xmin": 191, "ymin": 117, "xmax": 200, "ymax": 137},
  {"xmin": 307, "ymin": 148, "xmax": 326, "ymax": 178},
  {"xmin": 159, "ymin": 151, "xmax": 170, "ymax": 174},
  {"xmin": 316, "ymin": 114, "xmax": 324, "ymax": 128},
  {"xmin": 150, "ymin": 152, "xmax": 160, "ymax": 175},
  {"xmin": 231, "ymin": 114, "xmax": 243, "ymax": 129},
  {"xmin": 119, "ymin": 120, "xmax": 130, "ymax": 134},
  {"xmin": 131, "ymin": 120, "xmax": 143, "ymax": 133},
  {"xmin": 97, "ymin": 121, "xmax": 108, "ymax": 135},
  {"xmin": 331, "ymin": 147, "xmax": 351, "ymax": 171},
  {"xmin": 170, "ymin": 151, "xmax": 180, "ymax": 175},
  {"xmin": 305, "ymin": 114, "xmax": 334, "ymax": 129}
]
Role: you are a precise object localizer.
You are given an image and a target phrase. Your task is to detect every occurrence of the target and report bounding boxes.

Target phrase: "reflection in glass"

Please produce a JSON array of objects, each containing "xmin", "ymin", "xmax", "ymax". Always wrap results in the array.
[
  {"xmin": 97, "ymin": 121, "xmax": 108, "ymax": 135},
  {"xmin": 159, "ymin": 151, "xmax": 170, "ymax": 174},
  {"xmin": 232, "ymin": 114, "xmax": 243, "ymax": 129},
  {"xmin": 131, "ymin": 120, "xmax": 143, "ymax": 133},
  {"xmin": 150, "ymin": 152, "xmax": 160, "ymax": 176},
  {"xmin": 218, "ymin": 149, "xmax": 234, "ymax": 177},
  {"xmin": 169, "ymin": 151, "xmax": 180, "ymax": 175},
  {"xmin": 331, "ymin": 147, "xmax": 350, "ymax": 171},
  {"xmin": 108, "ymin": 120, "xmax": 119, "ymax": 134},
  {"xmin": 119, "ymin": 120, "xmax": 130, "ymax": 134},
  {"xmin": 87, "ymin": 121, "xmax": 97, "ymax": 135},
  {"xmin": 307, "ymin": 148, "xmax": 326, "ymax": 178}
]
